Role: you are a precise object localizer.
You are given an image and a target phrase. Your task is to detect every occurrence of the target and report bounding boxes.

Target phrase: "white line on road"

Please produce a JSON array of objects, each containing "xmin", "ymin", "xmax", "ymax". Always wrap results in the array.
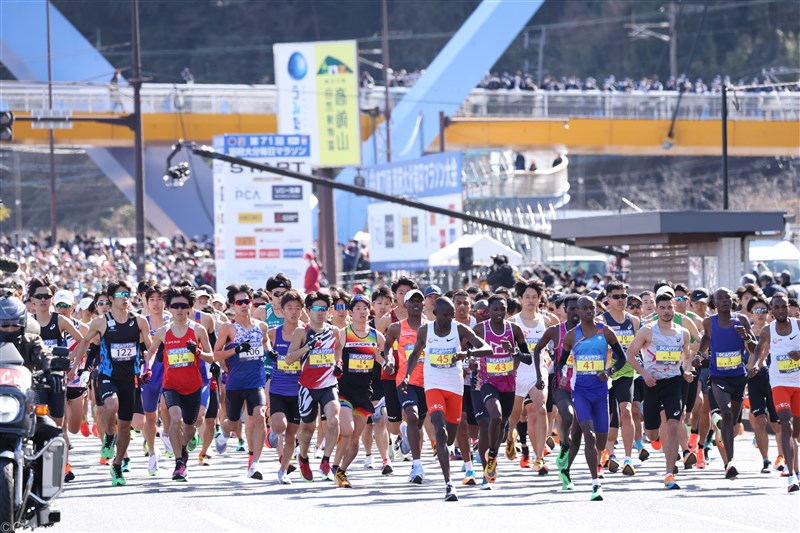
[
  {"xmin": 661, "ymin": 508, "xmax": 773, "ymax": 533},
  {"xmin": 190, "ymin": 510, "xmax": 254, "ymax": 533}
]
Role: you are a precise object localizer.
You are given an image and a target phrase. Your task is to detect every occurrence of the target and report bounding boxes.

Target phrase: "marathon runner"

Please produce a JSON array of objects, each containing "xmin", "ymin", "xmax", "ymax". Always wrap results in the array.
[{"xmin": 401, "ymin": 297, "xmax": 492, "ymax": 501}]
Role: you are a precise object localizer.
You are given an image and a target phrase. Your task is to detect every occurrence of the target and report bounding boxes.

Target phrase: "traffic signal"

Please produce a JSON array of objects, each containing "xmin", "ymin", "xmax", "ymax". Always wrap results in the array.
[{"xmin": 0, "ymin": 111, "xmax": 13, "ymax": 142}]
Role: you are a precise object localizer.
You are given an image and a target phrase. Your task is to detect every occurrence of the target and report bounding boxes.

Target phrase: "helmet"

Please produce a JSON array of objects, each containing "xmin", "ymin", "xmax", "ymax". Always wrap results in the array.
[{"xmin": 0, "ymin": 294, "xmax": 27, "ymax": 344}]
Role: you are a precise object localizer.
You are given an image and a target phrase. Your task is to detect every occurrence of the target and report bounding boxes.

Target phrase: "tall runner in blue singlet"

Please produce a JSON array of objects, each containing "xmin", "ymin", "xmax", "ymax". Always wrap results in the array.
[
  {"xmin": 267, "ymin": 289, "xmax": 305, "ymax": 484},
  {"xmin": 557, "ymin": 296, "xmax": 627, "ymax": 502},
  {"xmin": 697, "ymin": 287, "xmax": 756, "ymax": 480},
  {"xmin": 142, "ymin": 285, "xmax": 172, "ymax": 476}
]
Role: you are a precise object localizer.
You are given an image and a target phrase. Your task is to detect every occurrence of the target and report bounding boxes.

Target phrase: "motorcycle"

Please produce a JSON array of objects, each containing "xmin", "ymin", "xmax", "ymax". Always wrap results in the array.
[{"xmin": 0, "ymin": 343, "xmax": 70, "ymax": 531}]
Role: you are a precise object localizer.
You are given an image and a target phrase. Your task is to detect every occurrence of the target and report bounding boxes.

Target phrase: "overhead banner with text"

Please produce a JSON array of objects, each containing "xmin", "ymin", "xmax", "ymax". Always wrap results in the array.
[
  {"xmin": 212, "ymin": 134, "xmax": 313, "ymax": 291},
  {"xmin": 274, "ymin": 40, "xmax": 361, "ymax": 167},
  {"xmin": 367, "ymin": 152, "xmax": 463, "ymax": 271}
]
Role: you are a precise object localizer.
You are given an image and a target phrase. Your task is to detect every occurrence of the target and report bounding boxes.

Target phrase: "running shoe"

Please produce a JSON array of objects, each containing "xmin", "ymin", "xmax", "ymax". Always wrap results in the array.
[
  {"xmin": 462, "ymin": 469, "xmax": 477, "ymax": 485},
  {"xmin": 99, "ymin": 456, "xmax": 108, "ymax": 466},
  {"xmin": 80, "ymin": 421, "xmax": 91, "ymax": 438},
  {"xmin": 688, "ymin": 432, "xmax": 700, "ymax": 453},
  {"xmin": 664, "ymin": 474, "xmax": 680, "ymax": 490},
  {"xmin": 409, "ymin": 463, "xmax": 425, "ymax": 484},
  {"xmin": 336, "ymin": 470, "xmax": 352, "ymax": 488},
  {"xmin": 381, "ymin": 461, "xmax": 394, "ymax": 476},
  {"xmin": 314, "ymin": 446, "xmax": 324, "ymax": 459},
  {"xmin": 559, "ymin": 469, "xmax": 575, "ymax": 491},
  {"xmin": 621, "ymin": 459, "xmax": 635, "ymax": 476},
  {"xmin": 556, "ymin": 448, "xmax": 569, "ymax": 471},
  {"xmin": 247, "ymin": 460, "xmax": 263, "ymax": 480},
  {"xmin": 319, "ymin": 460, "xmax": 334, "ymax": 481},
  {"xmin": 237, "ymin": 439, "xmax": 246, "ymax": 452},
  {"xmin": 534, "ymin": 457, "xmax": 549, "ymax": 476},
  {"xmin": 760, "ymin": 459, "xmax": 771, "ymax": 474},
  {"xmin": 181, "ymin": 446, "xmax": 189, "ymax": 465},
  {"xmin": 299, "ymin": 456, "xmax": 314, "ymax": 482},
  {"xmin": 148, "ymin": 454, "xmax": 159, "ymax": 476},
  {"xmin": 788, "ymin": 476, "xmax": 799, "ymax": 493},
  {"xmin": 696, "ymin": 449, "xmax": 706, "ymax": 469},
  {"xmin": 651, "ymin": 439, "xmax": 662, "ymax": 451},
  {"xmin": 774, "ymin": 455, "xmax": 785, "ymax": 472},
  {"xmin": 597, "ymin": 465, "xmax": 605, "ymax": 479},
  {"xmin": 608, "ymin": 455, "xmax": 620, "ymax": 473},
  {"xmin": 590, "ymin": 484, "xmax": 604, "ymax": 501},
  {"xmin": 505, "ymin": 428, "xmax": 518, "ymax": 461},
  {"xmin": 683, "ymin": 450, "xmax": 697, "ymax": 470},
  {"xmin": 480, "ymin": 476, "xmax": 493, "ymax": 490},
  {"xmin": 363, "ymin": 454, "xmax": 374, "ymax": 469},
  {"xmin": 188, "ymin": 432, "xmax": 200, "ymax": 452},
  {"xmin": 725, "ymin": 463, "xmax": 739, "ymax": 480},
  {"xmin": 172, "ymin": 462, "xmax": 187, "ymax": 482},
  {"xmin": 198, "ymin": 453, "xmax": 211, "ymax": 466},
  {"xmin": 546, "ymin": 435, "xmax": 556, "ymax": 451},
  {"xmin": 638, "ymin": 447, "xmax": 650, "ymax": 462},
  {"xmin": 519, "ymin": 450, "xmax": 531, "ymax": 469},
  {"xmin": 121, "ymin": 457, "xmax": 131, "ymax": 473},
  {"xmin": 214, "ymin": 430, "xmax": 228, "ymax": 454},
  {"xmin": 277, "ymin": 470, "xmax": 292, "ymax": 485},
  {"xmin": 400, "ymin": 425, "xmax": 411, "ymax": 456},
  {"xmin": 64, "ymin": 464, "xmax": 75, "ymax": 483},
  {"xmin": 444, "ymin": 483, "xmax": 458, "ymax": 502},
  {"xmin": 100, "ymin": 433, "xmax": 116, "ymax": 460},
  {"xmin": 91, "ymin": 423, "xmax": 98, "ymax": 437},
  {"xmin": 142, "ymin": 440, "xmax": 149, "ymax": 457},
  {"xmin": 111, "ymin": 463, "xmax": 126, "ymax": 486},
  {"xmin": 161, "ymin": 433, "xmax": 175, "ymax": 457},
  {"xmin": 600, "ymin": 449, "xmax": 610, "ymax": 468},
  {"xmin": 484, "ymin": 455, "xmax": 498, "ymax": 482}
]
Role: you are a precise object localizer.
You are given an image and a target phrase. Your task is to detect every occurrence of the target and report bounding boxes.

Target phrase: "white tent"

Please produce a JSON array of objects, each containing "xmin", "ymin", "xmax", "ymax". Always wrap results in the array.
[{"xmin": 429, "ymin": 234, "xmax": 523, "ymax": 269}]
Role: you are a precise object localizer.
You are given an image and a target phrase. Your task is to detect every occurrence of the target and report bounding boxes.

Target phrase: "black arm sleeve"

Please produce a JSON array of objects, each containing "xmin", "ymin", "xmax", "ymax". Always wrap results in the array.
[
  {"xmin": 83, "ymin": 342, "xmax": 101, "ymax": 371},
  {"xmin": 610, "ymin": 342, "xmax": 627, "ymax": 373},
  {"xmin": 555, "ymin": 347, "xmax": 570, "ymax": 376}
]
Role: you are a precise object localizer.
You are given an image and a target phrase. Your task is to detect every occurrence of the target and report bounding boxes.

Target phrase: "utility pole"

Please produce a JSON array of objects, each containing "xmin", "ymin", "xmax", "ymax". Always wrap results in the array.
[
  {"xmin": 722, "ymin": 83, "xmax": 729, "ymax": 210},
  {"xmin": 45, "ymin": 0, "xmax": 56, "ymax": 243},
  {"xmin": 537, "ymin": 27, "xmax": 546, "ymax": 87},
  {"xmin": 131, "ymin": 0, "xmax": 146, "ymax": 279},
  {"xmin": 669, "ymin": 1, "xmax": 678, "ymax": 79},
  {"xmin": 381, "ymin": 0, "xmax": 392, "ymax": 162}
]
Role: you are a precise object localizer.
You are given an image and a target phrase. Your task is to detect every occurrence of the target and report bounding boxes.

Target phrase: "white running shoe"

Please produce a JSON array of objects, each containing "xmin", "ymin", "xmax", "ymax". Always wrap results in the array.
[
  {"xmin": 277, "ymin": 470, "xmax": 292, "ymax": 485},
  {"xmin": 147, "ymin": 454, "xmax": 159, "ymax": 476},
  {"xmin": 314, "ymin": 447, "xmax": 324, "ymax": 459},
  {"xmin": 247, "ymin": 460, "xmax": 263, "ymax": 480},
  {"xmin": 408, "ymin": 463, "xmax": 425, "ymax": 484},
  {"xmin": 363, "ymin": 454, "xmax": 374, "ymax": 469},
  {"xmin": 161, "ymin": 433, "xmax": 174, "ymax": 456},
  {"xmin": 215, "ymin": 430, "xmax": 228, "ymax": 454}
]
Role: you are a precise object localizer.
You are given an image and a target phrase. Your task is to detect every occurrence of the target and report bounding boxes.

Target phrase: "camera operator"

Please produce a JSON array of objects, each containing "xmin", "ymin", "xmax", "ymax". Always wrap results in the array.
[
  {"xmin": 0, "ymin": 292, "xmax": 63, "ymax": 448},
  {"xmin": 486, "ymin": 254, "xmax": 516, "ymax": 292}
]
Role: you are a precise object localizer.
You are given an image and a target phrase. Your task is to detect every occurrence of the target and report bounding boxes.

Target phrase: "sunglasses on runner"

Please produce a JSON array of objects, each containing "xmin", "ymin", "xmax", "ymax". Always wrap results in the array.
[
  {"xmin": 334, "ymin": 303, "xmax": 346, "ymax": 311},
  {"xmin": 97, "ymin": 300, "xmax": 110, "ymax": 306},
  {"xmin": 55, "ymin": 303, "xmax": 71, "ymax": 310},
  {"xmin": 271, "ymin": 291, "xmax": 286, "ymax": 299},
  {"xmin": 169, "ymin": 303, "xmax": 191, "ymax": 310},
  {"xmin": 32, "ymin": 294, "xmax": 52, "ymax": 300},
  {"xmin": 627, "ymin": 303, "xmax": 642, "ymax": 310},
  {"xmin": 309, "ymin": 305, "xmax": 328, "ymax": 312},
  {"xmin": 235, "ymin": 298, "xmax": 251, "ymax": 306},
  {"xmin": 609, "ymin": 294, "xmax": 628, "ymax": 300},
  {"xmin": 113, "ymin": 291, "xmax": 131, "ymax": 299},
  {"xmin": 675, "ymin": 296, "xmax": 688, "ymax": 302},
  {"xmin": 252, "ymin": 302, "xmax": 265, "ymax": 308},
  {"xmin": 752, "ymin": 307, "xmax": 768, "ymax": 314}
]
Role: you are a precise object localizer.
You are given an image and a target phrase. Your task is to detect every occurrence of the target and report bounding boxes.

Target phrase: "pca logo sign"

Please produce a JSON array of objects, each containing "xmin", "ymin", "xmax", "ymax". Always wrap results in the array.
[{"xmin": 287, "ymin": 52, "xmax": 307, "ymax": 81}]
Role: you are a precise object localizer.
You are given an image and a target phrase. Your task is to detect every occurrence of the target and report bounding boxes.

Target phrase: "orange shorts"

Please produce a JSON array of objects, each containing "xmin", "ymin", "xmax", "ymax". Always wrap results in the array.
[
  {"xmin": 425, "ymin": 388, "xmax": 462, "ymax": 425},
  {"xmin": 772, "ymin": 386, "xmax": 800, "ymax": 417}
]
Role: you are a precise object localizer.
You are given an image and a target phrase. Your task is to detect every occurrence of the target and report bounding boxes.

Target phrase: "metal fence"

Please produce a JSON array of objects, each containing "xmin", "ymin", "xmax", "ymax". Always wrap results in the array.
[{"xmin": 2, "ymin": 81, "xmax": 797, "ymax": 121}]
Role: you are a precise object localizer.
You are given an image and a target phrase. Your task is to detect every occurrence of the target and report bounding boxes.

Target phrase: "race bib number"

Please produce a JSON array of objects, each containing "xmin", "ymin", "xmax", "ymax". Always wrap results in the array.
[
  {"xmin": 110, "ymin": 342, "xmax": 136, "ymax": 362},
  {"xmin": 429, "ymin": 348, "xmax": 456, "ymax": 369},
  {"xmin": 655, "ymin": 345, "xmax": 681, "ymax": 364},
  {"xmin": 526, "ymin": 336, "xmax": 540, "ymax": 353},
  {"xmin": 43, "ymin": 339, "xmax": 58, "ymax": 348},
  {"xmin": 566, "ymin": 353, "xmax": 575, "ymax": 366},
  {"xmin": 616, "ymin": 330, "xmax": 635, "ymax": 348},
  {"xmin": 166, "ymin": 348, "xmax": 195, "ymax": 368},
  {"xmin": 348, "ymin": 354, "xmax": 374, "ymax": 373},
  {"xmin": 277, "ymin": 356, "xmax": 300, "ymax": 374},
  {"xmin": 239, "ymin": 344, "xmax": 263, "ymax": 361},
  {"xmin": 776, "ymin": 354, "xmax": 800, "ymax": 374},
  {"xmin": 309, "ymin": 348, "xmax": 334, "ymax": 368},
  {"xmin": 716, "ymin": 351, "xmax": 742, "ymax": 369},
  {"xmin": 487, "ymin": 356, "xmax": 513, "ymax": 376},
  {"xmin": 575, "ymin": 353, "xmax": 604, "ymax": 374}
]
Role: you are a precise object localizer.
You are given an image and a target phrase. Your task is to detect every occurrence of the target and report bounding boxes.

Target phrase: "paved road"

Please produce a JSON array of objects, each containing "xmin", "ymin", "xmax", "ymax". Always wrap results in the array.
[{"xmin": 52, "ymin": 428, "xmax": 799, "ymax": 533}]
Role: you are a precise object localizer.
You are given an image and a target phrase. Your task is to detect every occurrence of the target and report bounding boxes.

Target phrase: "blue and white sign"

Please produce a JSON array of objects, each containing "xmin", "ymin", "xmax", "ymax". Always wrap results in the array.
[{"xmin": 367, "ymin": 152, "xmax": 463, "ymax": 271}]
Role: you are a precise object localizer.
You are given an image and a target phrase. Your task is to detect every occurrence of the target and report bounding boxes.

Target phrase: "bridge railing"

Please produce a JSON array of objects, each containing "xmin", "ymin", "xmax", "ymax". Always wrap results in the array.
[{"xmin": 1, "ymin": 81, "xmax": 797, "ymax": 121}]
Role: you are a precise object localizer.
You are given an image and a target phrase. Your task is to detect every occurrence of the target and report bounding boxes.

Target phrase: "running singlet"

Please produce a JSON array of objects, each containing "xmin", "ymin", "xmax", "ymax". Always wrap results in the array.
[
  {"xmin": 480, "ymin": 321, "xmax": 516, "ymax": 393},
  {"xmin": 264, "ymin": 304, "xmax": 284, "ymax": 329},
  {"xmin": 145, "ymin": 314, "xmax": 169, "ymax": 387},
  {"xmin": 569, "ymin": 323, "xmax": 610, "ymax": 394},
  {"xmin": 603, "ymin": 311, "xmax": 636, "ymax": 379},
  {"xmin": 768, "ymin": 320, "xmax": 800, "ymax": 388},
  {"xmin": 556, "ymin": 322, "xmax": 575, "ymax": 392},
  {"xmin": 709, "ymin": 314, "xmax": 747, "ymax": 378},
  {"xmin": 642, "ymin": 323, "xmax": 684, "ymax": 380},
  {"xmin": 380, "ymin": 309, "xmax": 401, "ymax": 380},
  {"xmin": 394, "ymin": 319, "xmax": 426, "ymax": 388},
  {"xmin": 339, "ymin": 325, "xmax": 378, "ymax": 392},
  {"xmin": 225, "ymin": 322, "xmax": 266, "ymax": 390},
  {"xmin": 514, "ymin": 314, "xmax": 547, "ymax": 378},
  {"xmin": 162, "ymin": 324, "xmax": 203, "ymax": 394},
  {"xmin": 39, "ymin": 314, "xmax": 64, "ymax": 349},
  {"xmin": 65, "ymin": 318, "xmax": 84, "ymax": 389},
  {"xmin": 423, "ymin": 321, "xmax": 463, "ymax": 394},
  {"xmin": 98, "ymin": 312, "xmax": 142, "ymax": 381},
  {"xmin": 299, "ymin": 324, "xmax": 338, "ymax": 390},
  {"xmin": 270, "ymin": 324, "xmax": 300, "ymax": 396}
]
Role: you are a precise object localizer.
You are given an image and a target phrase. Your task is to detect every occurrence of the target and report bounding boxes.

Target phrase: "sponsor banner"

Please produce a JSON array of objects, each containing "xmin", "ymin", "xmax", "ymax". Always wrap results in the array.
[
  {"xmin": 366, "ymin": 152, "xmax": 463, "ymax": 271},
  {"xmin": 274, "ymin": 40, "xmax": 361, "ymax": 167},
  {"xmin": 213, "ymin": 134, "xmax": 313, "ymax": 290}
]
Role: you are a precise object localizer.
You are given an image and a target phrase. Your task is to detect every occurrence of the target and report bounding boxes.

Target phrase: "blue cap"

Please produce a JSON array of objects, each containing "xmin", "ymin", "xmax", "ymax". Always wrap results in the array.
[{"xmin": 424, "ymin": 285, "xmax": 442, "ymax": 297}]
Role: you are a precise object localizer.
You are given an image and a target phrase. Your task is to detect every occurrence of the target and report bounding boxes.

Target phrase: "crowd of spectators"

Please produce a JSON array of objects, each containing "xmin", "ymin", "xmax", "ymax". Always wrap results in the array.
[{"xmin": 0, "ymin": 234, "xmax": 215, "ymax": 296}]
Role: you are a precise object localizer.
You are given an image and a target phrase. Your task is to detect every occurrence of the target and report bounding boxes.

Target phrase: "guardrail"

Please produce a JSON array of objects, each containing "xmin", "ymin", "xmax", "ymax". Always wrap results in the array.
[{"xmin": 1, "ymin": 81, "xmax": 797, "ymax": 121}]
